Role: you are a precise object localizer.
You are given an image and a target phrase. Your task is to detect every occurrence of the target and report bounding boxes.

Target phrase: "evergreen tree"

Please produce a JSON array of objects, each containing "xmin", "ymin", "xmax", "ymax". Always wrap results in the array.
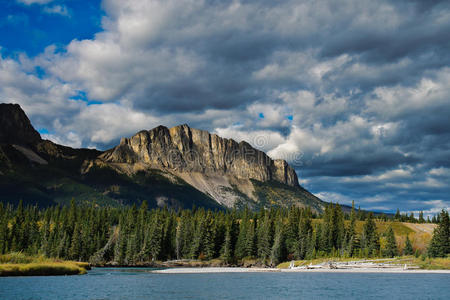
[
  {"xmin": 0, "ymin": 214, "xmax": 9, "ymax": 254},
  {"xmin": 69, "ymin": 222, "xmax": 82, "ymax": 260},
  {"xmin": 221, "ymin": 217, "xmax": 234, "ymax": 263},
  {"xmin": 383, "ymin": 226, "xmax": 398, "ymax": 257},
  {"xmin": 235, "ymin": 208, "xmax": 249, "ymax": 259},
  {"xmin": 361, "ymin": 212, "xmax": 379, "ymax": 257},
  {"xmin": 285, "ymin": 207, "xmax": 300, "ymax": 257},
  {"xmin": 256, "ymin": 213, "xmax": 271, "ymax": 262},
  {"xmin": 270, "ymin": 215, "xmax": 284, "ymax": 266},
  {"xmin": 202, "ymin": 212, "xmax": 216, "ymax": 260},
  {"xmin": 418, "ymin": 211, "xmax": 425, "ymax": 224},
  {"xmin": 404, "ymin": 235, "xmax": 413, "ymax": 255},
  {"xmin": 428, "ymin": 210, "xmax": 450, "ymax": 257},
  {"xmin": 245, "ymin": 217, "xmax": 256, "ymax": 257},
  {"xmin": 190, "ymin": 212, "xmax": 205, "ymax": 259},
  {"xmin": 296, "ymin": 209, "xmax": 312, "ymax": 259}
]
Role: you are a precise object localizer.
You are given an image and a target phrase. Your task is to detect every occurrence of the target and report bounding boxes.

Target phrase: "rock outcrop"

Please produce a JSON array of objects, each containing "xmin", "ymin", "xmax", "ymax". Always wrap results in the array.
[
  {"xmin": 95, "ymin": 124, "xmax": 302, "ymax": 208},
  {"xmin": 100, "ymin": 124, "xmax": 299, "ymax": 187}
]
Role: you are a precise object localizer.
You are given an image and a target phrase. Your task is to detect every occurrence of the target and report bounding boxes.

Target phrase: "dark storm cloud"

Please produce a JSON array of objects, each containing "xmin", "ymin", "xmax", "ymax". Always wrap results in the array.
[
  {"xmin": 43, "ymin": 0, "xmax": 447, "ymax": 113},
  {"xmin": 1, "ymin": 0, "xmax": 449, "ymax": 213}
]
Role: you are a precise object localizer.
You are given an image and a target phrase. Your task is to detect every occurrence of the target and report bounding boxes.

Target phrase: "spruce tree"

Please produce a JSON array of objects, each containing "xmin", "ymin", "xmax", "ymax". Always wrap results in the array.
[
  {"xmin": 221, "ymin": 218, "xmax": 233, "ymax": 263},
  {"xmin": 189, "ymin": 213, "xmax": 205, "ymax": 259},
  {"xmin": 285, "ymin": 207, "xmax": 300, "ymax": 257},
  {"xmin": 69, "ymin": 222, "xmax": 82, "ymax": 260},
  {"xmin": 245, "ymin": 217, "xmax": 256, "ymax": 258},
  {"xmin": 297, "ymin": 209, "xmax": 312, "ymax": 259},
  {"xmin": 361, "ymin": 212, "xmax": 379, "ymax": 257},
  {"xmin": 428, "ymin": 210, "xmax": 450, "ymax": 257},
  {"xmin": 257, "ymin": 213, "xmax": 271, "ymax": 262},
  {"xmin": 203, "ymin": 212, "xmax": 216, "ymax": 260},
  {"xmin": 235, "ymin": 208, "xmax": 249, "ymax": 259},
  {"xmin": 418, "ymin": 211, "xmax": 425, "ymax": 224},
  {"xmin": 383, "ymin": 226, "xmax": 398, "ymax": 257},
  {"xmin": 270, "ymin": 215, "xmax": 284, "ymax": 266},
  {"xmin": 404, "ymin": 235, "xmax": 413, "ymax": 255},
  {"xmin": 0, "ymin": 219, "xmax": 8, "ymax": 254}
]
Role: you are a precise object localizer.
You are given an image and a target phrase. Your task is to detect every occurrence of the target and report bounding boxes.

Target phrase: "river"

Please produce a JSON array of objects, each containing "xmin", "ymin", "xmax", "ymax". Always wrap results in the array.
[{"xmin": 1, "ymin": 268, "xmax": 449, "ymax": 299}]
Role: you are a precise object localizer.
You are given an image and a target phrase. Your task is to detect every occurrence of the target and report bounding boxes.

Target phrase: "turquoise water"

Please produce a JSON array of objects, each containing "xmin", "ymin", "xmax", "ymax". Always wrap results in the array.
[{"xmin": 1, "ymin": 268, "xmax": 449, "ymax": 299}]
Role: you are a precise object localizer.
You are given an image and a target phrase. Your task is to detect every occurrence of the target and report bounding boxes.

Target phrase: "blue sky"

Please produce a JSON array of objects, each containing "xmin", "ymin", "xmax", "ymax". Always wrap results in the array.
[
  {"xmin": 0, "ymin": 0, "xmax": 449, "ymax": 216},
  {"xmin": 0, "ymin": 0, "xmax": 102, "ymax": 57}
]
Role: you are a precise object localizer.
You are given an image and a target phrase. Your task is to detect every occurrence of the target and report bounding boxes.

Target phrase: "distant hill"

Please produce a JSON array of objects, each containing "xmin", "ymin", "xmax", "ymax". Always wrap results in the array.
[{"xmin": 0, "ymin": 103, "xmax": 325, "ymax": 211}]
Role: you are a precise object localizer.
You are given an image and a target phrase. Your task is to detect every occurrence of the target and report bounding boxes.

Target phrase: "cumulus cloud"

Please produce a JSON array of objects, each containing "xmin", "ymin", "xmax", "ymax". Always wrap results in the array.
[{"xmin": 1, "ymin": 0, "xmax": 450, "ymax": 214}]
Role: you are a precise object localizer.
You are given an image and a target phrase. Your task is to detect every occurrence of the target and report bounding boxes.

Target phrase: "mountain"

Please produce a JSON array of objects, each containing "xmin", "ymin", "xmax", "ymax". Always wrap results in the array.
[{"xmin": 0, "ymin": 103, "xmax": 325, "ymax": 211}]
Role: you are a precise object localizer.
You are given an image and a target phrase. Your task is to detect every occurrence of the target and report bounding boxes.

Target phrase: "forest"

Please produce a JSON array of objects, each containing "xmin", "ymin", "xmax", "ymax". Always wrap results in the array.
[{"xmin": 0, "ymin": 200, "xmax": 448, "ymax": 266}]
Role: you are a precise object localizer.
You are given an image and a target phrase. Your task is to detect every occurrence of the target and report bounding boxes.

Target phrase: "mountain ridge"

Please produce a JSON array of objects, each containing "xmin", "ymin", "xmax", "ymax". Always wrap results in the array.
[{"xmin": 0, "ymin": 103, "xmax": 324, "ymax": 211}]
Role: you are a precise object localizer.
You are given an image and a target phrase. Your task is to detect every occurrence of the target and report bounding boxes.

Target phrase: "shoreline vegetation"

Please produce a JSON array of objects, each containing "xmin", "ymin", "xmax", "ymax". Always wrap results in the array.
[
  {"xmin": 0, "ymin": 200, "xmax": 448, "ymax": 277},
  {"xmin": 98, "ymin": 255, "xmax": 450, "ymax": 269},
  {"xmin": 0, "ymin": 253, "xmax": 89, "ymax": 276},
  {"xmin": 0, "ymin": 253, "xmax": 448, "ymax": 276}
]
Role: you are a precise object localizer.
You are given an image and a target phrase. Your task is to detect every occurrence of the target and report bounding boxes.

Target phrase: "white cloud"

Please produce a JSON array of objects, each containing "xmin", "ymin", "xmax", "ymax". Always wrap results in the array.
[
  {"xmin": 17, "ymin": 0, "xmax": 53, "ymax": 5},
  {"xmin": 214, "ymin": 125, "xmax": 285, "ymax": 154},
  {"xmin": 43, "ymin": 5, "xmax": 70, "ymax": 17}
]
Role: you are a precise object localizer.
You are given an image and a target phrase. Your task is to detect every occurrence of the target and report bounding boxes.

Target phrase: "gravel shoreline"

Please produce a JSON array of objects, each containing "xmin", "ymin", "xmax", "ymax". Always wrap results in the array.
[{"xmin": 151, "ymin": 267, "xmax": 450, "ymax": 274}]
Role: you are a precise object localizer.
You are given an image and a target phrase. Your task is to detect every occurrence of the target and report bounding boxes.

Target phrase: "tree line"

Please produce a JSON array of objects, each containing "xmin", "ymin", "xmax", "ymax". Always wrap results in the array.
[{"xmin": 0, "ymin": 200, "xmax": 448, "ymax": 266}]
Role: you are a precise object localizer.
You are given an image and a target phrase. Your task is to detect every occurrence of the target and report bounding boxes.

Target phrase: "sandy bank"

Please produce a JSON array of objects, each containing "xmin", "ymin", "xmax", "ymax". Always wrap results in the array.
[
  {"xmin": 152, "ymin": 267, "xmax": 450, "ymax": 274},
  {"xmin": 153, "ymin": 267, "xmax": 280, "ymax": 273}
]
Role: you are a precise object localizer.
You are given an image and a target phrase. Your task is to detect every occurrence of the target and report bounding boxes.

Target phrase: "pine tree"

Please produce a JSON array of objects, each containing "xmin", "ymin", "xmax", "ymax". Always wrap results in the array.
[
  {"xmin": 175, "ymin": 213, "xmax": 186, "ymax": 260},
  {"xmin": 114, "ymin": 215, "xmax": 127, "ymax": 264},
  {"xmin": 346, "ymin": 200, "xmax": 357, "ymax": 256},
  {"xmin": 69, "ymin": 222, "xmax": 82, "ymax": 260},
  {"xmin": 418, "ymin": 211, "xmax": 425, "ymax": 224},
  {"xmin": 296, "ymin": 209, "xmax": 312, "ymax": 259},
  {"xmin": 235, "ymin": 208, "xmax": 249, "ymax": 259},
  {"xmin": 0, "ymin": 206, "xmax": 9, "ymax": 254},
  {"xmin": 189, "ymin": 213, "xmax": 205, "ymax": 259},
  {"xmin": 383, "ymin": 226, "xmax": 398, "ymax": 257},
  {"xmin": 257, "ymin": 213, "xmax": 271, "ymax": 262},
  {"xmin": 221, "ymin": 217, "xmax": 233, "ymax": 263},
  {"xmin": 270, "ymin": 215, "xmax": 284, "ymax": 266},
  {"xmin": 285, "ymin": 207, "xmax": 300, "ymax": 257},
  {"xmin": 428, "ymin": 210, "xmax": 450, "ymax": 257},
  {"xmin": 404, "ymin": 235, "xmax": 413, "ymax": 255},
  {"xmin": 361, "ymin": 212, "xmax": 379, "ymax": 257},
  {"xmin": 203, "ymin": 212, "xmax": 216, "ymax": 260},
  {"xmin": 245, "ymin": 217, "xmax": 256, "ymax": 258},
  {"xmin": 148, "ymin": 215, "xmax": 163, "ymax": 261}
]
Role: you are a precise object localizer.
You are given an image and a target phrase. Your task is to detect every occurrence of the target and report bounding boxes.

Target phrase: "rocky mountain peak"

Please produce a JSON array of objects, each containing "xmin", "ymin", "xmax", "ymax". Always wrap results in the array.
[
  {"xmin": 100, "ymin": 123, "xmax": 299, "ymax": 187},
  {"xmin": 0, "ymin": 103, "xmax": 41, "ymax": 146}
]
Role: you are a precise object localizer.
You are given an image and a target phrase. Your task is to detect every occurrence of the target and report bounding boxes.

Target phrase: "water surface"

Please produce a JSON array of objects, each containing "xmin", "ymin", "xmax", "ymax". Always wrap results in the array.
[{"xmin": 1, "ymin": 268, "xmax": 449, "ymax": 299}]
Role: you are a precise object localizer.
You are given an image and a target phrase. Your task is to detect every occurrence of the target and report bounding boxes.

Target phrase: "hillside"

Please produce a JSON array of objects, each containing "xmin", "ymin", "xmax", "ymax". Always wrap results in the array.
[{"xmin": 353, "ymin": 221, "xmax": 434, "ymax": 252}]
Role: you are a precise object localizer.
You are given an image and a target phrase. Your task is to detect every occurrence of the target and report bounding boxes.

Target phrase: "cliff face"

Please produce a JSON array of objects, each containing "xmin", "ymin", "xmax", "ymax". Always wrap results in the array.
[
  {"xmin": 0, "ymin": 103, "xmax": 41, "ymax": 146},
  {"xmin": 99, "ymin": 124, "xmax": 299, "ymax": 187}
]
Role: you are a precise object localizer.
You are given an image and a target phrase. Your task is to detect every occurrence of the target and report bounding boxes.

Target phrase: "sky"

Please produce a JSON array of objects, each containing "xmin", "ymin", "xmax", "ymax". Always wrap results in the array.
[{"xmin": 1, "ymin": 0, "xmax": 449, "ymax": 216}]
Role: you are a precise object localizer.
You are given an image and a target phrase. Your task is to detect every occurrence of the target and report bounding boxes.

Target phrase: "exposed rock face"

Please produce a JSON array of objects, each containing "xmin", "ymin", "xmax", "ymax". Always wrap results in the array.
[
  {"xmin": 96, "ymin": 124, "xmax": 301, "ymax": 208},
  {"xmin": 0, "ymin": 103, "xmax": 41, "ymax": 146},
  {"xmin": 100, "ymin": 124, "xmax": 299, "ymax": 187},
  {"xmin": 0, "ymin": 103, "xmax": 323, "ymax": 211}
]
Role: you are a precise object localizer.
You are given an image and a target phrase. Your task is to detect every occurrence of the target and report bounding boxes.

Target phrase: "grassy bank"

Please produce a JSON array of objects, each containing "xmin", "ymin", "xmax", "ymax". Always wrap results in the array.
[
  {"xmin": 414, "ymin": 257, "xmax": 450, "ymax": 270},
  {"xmin": 0, "ymin": 253, "xmax": 89, "ymax": 276},
  {"xmin": 277, "ymin": 256, "xmax": 450, "ymax": 270}
]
